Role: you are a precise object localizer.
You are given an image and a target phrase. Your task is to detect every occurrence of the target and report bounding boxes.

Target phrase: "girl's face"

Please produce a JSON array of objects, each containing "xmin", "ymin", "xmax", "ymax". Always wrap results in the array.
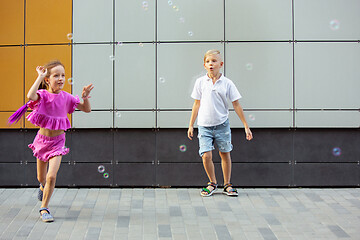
[
  {"xmin": 204, "ymin": 54, "xmax": 223, "ymax": 76},
  {"xmin": 45, "ymin": 65, "xmax": 65, "ymax": 93}
]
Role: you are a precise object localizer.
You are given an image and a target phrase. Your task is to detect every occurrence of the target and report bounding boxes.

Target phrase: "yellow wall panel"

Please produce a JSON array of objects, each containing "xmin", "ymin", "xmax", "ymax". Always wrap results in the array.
[
  {"xmin": 0, "ymin": 112, "xmax": 23, "ymax": 129},
  {"xmin": 0, "ymin": 47, "xmax": 24, "ymax": 111},
  {"xmin": 25, "ymin": 0, "xmax": 72, "ymax": 44},
  {"xmin": 0, "ymin": 0, "xmax": 24, "ymax": 45}
]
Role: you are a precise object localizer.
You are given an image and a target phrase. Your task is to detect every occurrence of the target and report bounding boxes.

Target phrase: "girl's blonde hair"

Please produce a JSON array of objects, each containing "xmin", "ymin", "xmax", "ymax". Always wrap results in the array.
[
  {"xmin": 40, "ymin": 60, "xmax": 65, "ymax": 89},
  {"xmin": 204, "ymin": 49, "xmax": 222, "ymax": 62}
]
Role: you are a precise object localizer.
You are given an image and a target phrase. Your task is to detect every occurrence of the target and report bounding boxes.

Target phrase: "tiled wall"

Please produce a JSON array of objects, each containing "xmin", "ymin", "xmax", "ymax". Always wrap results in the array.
[{"xmin": 1, "ymin": 0, "xmax": 359, "ymax": 129}]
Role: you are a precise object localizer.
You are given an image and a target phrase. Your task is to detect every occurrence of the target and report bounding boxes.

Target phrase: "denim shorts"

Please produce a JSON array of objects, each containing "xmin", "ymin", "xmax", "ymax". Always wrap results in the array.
[{"xmin": 197, "ymin": 119, "xmax": 233, "ymax": 157}]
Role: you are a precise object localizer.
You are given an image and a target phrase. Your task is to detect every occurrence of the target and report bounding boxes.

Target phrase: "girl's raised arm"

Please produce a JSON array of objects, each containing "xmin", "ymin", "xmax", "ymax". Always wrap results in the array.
[{"xmin": 27, "ymin": 66, "xmax": 47, "ymax": 101}]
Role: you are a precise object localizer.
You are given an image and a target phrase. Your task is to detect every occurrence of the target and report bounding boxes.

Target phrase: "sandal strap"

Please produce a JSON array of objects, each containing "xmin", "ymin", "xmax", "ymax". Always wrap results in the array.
[
  {"xmin": 208, "ymin": 182, "xmax": 218, "ymax": 188},
  {"xmin": 224, "ymin": 183, "xmax": 233, "ymax": 190},
  {"xmin": 39, "ymin": 207, "xmax": 50, "ymax": 214},
  {"xmin": 201, "ymin": 188, "xmax": 211, "ymax": 194}
]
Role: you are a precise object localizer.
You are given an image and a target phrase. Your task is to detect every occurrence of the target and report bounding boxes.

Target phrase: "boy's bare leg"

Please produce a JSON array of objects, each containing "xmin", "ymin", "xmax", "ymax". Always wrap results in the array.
[
  {"xmin": 40, "ymin": 155, "xmax": 62, "ymax": 213},
  {"xmin": 202, "ymin": 151, "xmax": 217, "ymax": 184},
  {"xmin": 219, "ymin": 151, "xmax": 233, "ymax": 187}
]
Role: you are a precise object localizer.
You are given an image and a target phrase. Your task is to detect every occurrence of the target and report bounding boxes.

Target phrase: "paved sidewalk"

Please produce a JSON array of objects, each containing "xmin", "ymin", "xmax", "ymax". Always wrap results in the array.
[{"xmin": 0, "ymin": 188, "xmax": 359, "ymax": 240}]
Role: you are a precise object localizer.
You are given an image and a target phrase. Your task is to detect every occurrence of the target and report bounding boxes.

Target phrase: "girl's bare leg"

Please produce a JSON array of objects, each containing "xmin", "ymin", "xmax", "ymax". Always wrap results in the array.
[{"xmin": 40, "ymin": 155, "xmax": 62, "ymax": 213}]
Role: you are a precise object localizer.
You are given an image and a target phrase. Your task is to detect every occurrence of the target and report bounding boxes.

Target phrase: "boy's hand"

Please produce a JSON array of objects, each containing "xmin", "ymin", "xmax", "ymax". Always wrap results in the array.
[
  {"xmin": 36, "ymin": 66, "xmax": 47, "ymax": 78},
  {"xmin": 187, "ymin": 127, "xmax": 194, "ymax": 140},
  {"xmin": 82, "ymin": 84, "xmax": 94, "ymax": 99},
  {"xmin": 245, "ymin": 127, "xmax": 253, "ymax": 140}
]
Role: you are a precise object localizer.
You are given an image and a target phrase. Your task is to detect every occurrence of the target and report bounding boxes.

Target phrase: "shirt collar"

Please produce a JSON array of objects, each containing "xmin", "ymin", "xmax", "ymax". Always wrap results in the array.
[{"xmin": 205, "ymin": 73, "xmax": 223, "ymax": 82}]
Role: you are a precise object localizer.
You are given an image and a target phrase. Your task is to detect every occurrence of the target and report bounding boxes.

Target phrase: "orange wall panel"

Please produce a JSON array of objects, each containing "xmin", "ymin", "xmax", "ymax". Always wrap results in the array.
[
  {"xmin": 0, "ymin": 47, "xmax": 24, "ymax": 111},
  {"xmin": 24, "ymin": 45, "xmax": 72, "ymax": 128},
  {"xmin": 0, "ymin": 112, "xmax": 23, "ymax": 129},
  {"xmin": 25, "ymin": 0, "xmax": 72, "ymax": 44},
  {"xmin": 0, "ymin": 0, "xmax": 24, "ymax": 45}
]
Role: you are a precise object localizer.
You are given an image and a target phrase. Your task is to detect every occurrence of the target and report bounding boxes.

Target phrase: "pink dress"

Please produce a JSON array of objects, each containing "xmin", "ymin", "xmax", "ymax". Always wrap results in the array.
[{"xmin": 27, "ymin": 90, "xmax": 80, "ymax": 162}]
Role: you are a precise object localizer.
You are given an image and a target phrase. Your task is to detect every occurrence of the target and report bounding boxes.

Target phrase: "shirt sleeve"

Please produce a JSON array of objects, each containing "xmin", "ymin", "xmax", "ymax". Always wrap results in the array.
[
  {"xmin": 67, "ymin": 94, "xmax": 80, "ymax": 114},
  {"xmin": 191, "ymin": 78, "xmax": 202, "ymax": 100},
  {"xmin": 227, "ymin": 81, "xmax": 242, "ymax": 102},
  {"xmin": 27, "ymin": 90, "xmax": 44, "ymax": 110}
]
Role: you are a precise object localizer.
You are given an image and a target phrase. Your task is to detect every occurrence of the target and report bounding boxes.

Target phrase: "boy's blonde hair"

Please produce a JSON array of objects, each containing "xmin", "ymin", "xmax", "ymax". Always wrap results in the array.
[{"xmin": 204, "ymin": 49, "xmax": 222, "ymax": 62}]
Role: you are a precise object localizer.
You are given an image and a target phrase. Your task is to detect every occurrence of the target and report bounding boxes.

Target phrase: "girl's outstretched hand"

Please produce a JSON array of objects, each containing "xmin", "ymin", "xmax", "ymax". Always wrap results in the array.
[
  {"xmin": 82, "ymin": 84, "xmax": 94, "ymax": 99},
  {"xmin": 36, "ymin": 66, "xmax": 47, "ymax": 78}
]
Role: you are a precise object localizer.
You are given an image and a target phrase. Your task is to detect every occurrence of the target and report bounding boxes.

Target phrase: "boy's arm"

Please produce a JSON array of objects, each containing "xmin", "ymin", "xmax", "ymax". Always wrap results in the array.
[
  {"xmin": 76, "ymin": 84, "xmax": 94, "ymax": 113},
  {"xmin": 187, "ymin": 100, "xmax": 200, "ymax": 140},
  {"xmin": 232, "ymin": 100, "xmax": 253, "ymax": 140}
]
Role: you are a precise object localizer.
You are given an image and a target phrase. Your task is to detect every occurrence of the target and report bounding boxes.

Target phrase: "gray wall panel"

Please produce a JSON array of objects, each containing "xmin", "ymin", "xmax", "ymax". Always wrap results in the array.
[
  {"xmin": 0, "ymin": 130, "xmax": 24, "ymax": 163},
  {"xmin": 114, "ymin": 129, "xmax": 155, "ymax": 163},
  {"xmin": 294, "ymin": 129, "xmax": 359, "ymax": 163},
  {"xmin": 71, "ymin": 130, "xmax": 113, "ymax": 163},
  {"xmin": 231, "ymin": 129, "xmax": 293, "ymax": 163},
  {"xmin": 0, "ymin": 163, "xmax": 25, "ymax": 186},
  {"xmin": 232, "ymin": 163, "xmax": 292, "ymax": 187},
  {"xmin": 294, "ymin": 163, "xmax": 359, "ymax": 186},
  {"xmin": 114, "ymin": 163, "xmax": 155, "ymax": 187}
]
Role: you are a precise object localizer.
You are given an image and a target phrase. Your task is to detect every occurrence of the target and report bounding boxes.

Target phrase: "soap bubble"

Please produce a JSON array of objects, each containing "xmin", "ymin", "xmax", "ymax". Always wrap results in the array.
[
  {"xmin": 67, "ymin": 78, "xmax": 73, "ymax": 85},
  {"xmin": 159, "ymin": 77, "xmax": 166, "ymax": 83},
  {"xmin": 179, "ymin": 145, "xmax": 187, "ymax": 152},
  {"xmin": 173, "ymin": 6, "xmax": 179, "ymax": 11},
  {"xmin": 109, "ymin": 55, "xmax": 115, "ymax": 61},
  {"xmin": 329, "ymin": 19, "xmax": 340, "ymax": 31},
  {"xmin": 249, "ymin": 114, "xmax": 255, "ymax": 121},
  {"xmin": 332, "ymin": 147, "xmax": 341, "ymax": 156},
  {"xmin": 67, "ymin": 33, "xmax": 73, "ymax": 40},
  {"xmin": 246, "ymin": 63, "xmax": 253, "ymax": 71},
  {"xmin": 168, "ymin": 0, "xmax": 173, "ymax": 6},
  {"xmin": 139, "ymin": 42, "xmax": 144, "ymax": 47},
  {"xmin": 117, "ymin": 41, "xmax": 123, "ymax": 46},
  {"xmin": 103, "ymin": 173, "xmax": 109, "ymax": 179},
  {"xmin": 98, "ymin": 165, "xmax": 105, "ymax": 173},
  {"xmin": 179, "ymin": 17, "xmax": 185, "ymax": 23},
  {"xmin": 115, "ymin": 111, "xmax": 121, "ymax": 118},
  {"xmin": 142, "ymin": 1, "xmax": 149, "ymax": 9},
  {"xmin": 188, "ymin": 31, "xmax": 193, "ymax": 37}
]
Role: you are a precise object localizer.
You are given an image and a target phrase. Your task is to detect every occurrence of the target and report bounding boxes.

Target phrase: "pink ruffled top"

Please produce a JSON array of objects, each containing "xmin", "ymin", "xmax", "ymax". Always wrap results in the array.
[{"xmin": 27, "ymin": 89, "xmax": 80, "ymax": 130}]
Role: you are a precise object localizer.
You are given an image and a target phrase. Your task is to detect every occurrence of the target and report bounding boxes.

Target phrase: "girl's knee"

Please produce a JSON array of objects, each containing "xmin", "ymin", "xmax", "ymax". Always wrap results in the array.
[{"xmin": 46, "ymin": 174, "xmax": 57, "ymax": 183}]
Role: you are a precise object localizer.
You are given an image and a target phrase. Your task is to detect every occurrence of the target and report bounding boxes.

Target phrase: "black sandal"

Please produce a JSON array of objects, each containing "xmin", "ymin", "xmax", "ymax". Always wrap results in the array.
[
  {"xmin": 223, "ymin": 183, "xmax": 238, "ymax": 197},
  {"xmin": 200, "ymin": 182, "xmax": 218, "ymax": 197}
]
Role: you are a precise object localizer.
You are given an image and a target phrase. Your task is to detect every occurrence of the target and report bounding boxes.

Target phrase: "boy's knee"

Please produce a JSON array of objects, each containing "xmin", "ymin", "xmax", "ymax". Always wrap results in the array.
[{"xmin": 202, "ymin": 152, "xmax": 212, "ymax": 161}]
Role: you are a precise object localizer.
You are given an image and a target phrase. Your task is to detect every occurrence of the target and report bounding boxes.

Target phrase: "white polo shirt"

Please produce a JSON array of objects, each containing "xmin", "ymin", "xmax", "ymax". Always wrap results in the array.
[{"xmin": 191, "ymin": 74, "xmax": 242, "ymax": 127}]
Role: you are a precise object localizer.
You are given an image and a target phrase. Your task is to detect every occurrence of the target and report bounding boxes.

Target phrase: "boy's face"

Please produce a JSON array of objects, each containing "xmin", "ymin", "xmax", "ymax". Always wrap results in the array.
[{"xmin": 204, "ymin": 54, "xmax": 223, "ymax": 76}]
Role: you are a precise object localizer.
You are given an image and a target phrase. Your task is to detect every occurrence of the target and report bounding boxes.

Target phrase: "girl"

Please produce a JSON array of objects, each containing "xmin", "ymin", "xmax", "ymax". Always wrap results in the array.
[{"xmin": 9, "ymin": 60, "xmax": 94, "ymax": 222}]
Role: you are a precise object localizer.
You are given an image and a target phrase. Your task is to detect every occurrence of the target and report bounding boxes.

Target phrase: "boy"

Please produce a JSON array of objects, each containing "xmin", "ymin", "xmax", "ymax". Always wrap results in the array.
[{"xmin": 187, "ymin": 49, "xmax": 253, "ymax": 197}]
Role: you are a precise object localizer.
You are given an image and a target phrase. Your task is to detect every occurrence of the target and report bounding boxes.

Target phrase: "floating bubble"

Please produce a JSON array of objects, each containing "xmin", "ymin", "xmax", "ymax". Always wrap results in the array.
[
  {"xmin": 249, "ymin": 114, "xmax": 255, "ymax": 121},
  {"xmin": 103, "ymin": 173, "xmax": 109, "ymax": 179},
  {"xmin": 329, "ymin": 19, "xmax": 340, "ymax": 31},
  {"xmin": 159, "ymin": 77, "xmax": 166, "ymax": 83},
  {"xmin": 142, "ymin": 1, "xmax": 149, "ymax": 9},
  {"xmin": 67, "ymin": 78, "xmax": 73, "ymax": 85},
  {"xmin": 173, "ymin": 5, "xmax": 179, "ymax": 11},
  {"xmin": 117, "ymin": 41, "xmax": 123, "ymax": 46},
  {"xmin": 179, "ymin": 145, "xmax": 187, "ymax": 152},
  {"xmin": 109, "ymin": 55, "xmax": 115, "ymax": 61},
  {"xmin": 179, "ymin": 17, "xmax": 185, "ymax": 23},
  {"xmin": 245, "ymin": 63, "xmax": 253, "ymax": 71},
  {"xmin": 332, "ymin": 147, "xmax": 341, "ymax": 156},
  {"xmin": 139, "ymin": 42, "xmax": 144, "ymax": 47},
  {"xmin": 98, "ymin": 165, "xmax": 105, "ymax": 173},
  {"xmin": 67, "ymin": 33, "xmax": 73, "ymax": 40},
  {"xmin": 188, "ymin": 31, "xmax": 193, "ymax": 37},
  {"xmin": 168, "ymin": 0, "xmax": 173, "ymax": 6},
  {"xmin": 115, "ymin": 111, "xmax": 121, "ymax": 118}
]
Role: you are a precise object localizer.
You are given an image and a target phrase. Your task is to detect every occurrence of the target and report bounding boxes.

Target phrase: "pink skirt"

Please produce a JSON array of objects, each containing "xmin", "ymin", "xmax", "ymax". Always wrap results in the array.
[{"xmin": 28, "ymin": 132, "xmax": 69, "ymax": 162}]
